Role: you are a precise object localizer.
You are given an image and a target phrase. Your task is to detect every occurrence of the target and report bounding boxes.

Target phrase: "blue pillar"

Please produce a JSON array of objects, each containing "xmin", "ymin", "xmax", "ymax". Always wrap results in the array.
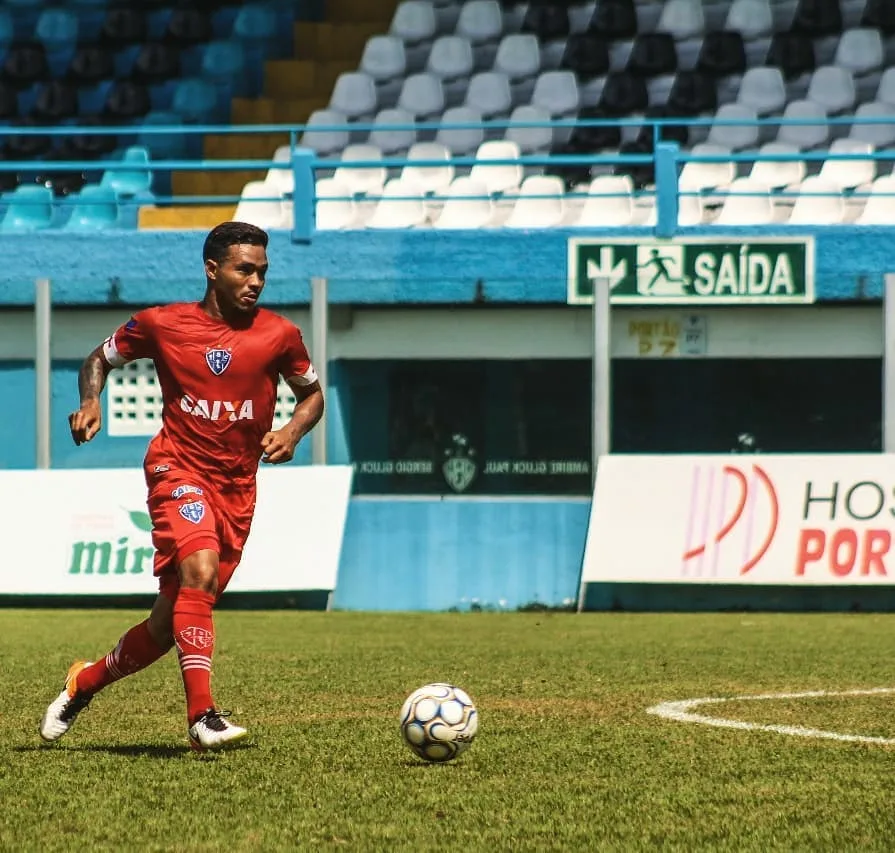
[
  {"xmin": 290, "ymin": 146, "xmax": 315, "ymax": 244},
  {"xmin": 654, "ymin": 141, "xmax": 680, "ymax": 239}
]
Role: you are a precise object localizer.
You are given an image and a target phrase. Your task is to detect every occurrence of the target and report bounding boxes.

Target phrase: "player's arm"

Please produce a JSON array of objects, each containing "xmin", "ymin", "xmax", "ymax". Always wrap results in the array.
[
  {"xmin": 260, "ymin": 377, "xmax": 324, "ymax": 465},
  {"xmin": 69, "ymin": 345, "xmax": 115, "ymax": 445},
  {"xmin": 70, "ymin": 311, "xmax": 156, "ymax": 446}
]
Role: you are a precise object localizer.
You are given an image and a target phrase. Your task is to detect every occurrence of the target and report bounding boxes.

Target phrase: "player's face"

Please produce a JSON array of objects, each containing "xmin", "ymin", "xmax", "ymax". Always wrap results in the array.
[{"xmin": 206, "ymin": 244, "xmax": 269, "ymax": 314}]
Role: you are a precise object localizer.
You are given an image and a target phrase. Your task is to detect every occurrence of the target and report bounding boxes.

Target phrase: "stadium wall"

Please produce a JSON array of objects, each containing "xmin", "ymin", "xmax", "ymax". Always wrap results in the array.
[{"xmin": 0, "ymin": 225, "xmax": 889, "ymax": 306}]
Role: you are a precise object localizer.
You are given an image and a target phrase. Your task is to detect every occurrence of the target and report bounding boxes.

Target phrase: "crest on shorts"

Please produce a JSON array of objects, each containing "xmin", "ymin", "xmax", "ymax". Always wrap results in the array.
[
  {"xmin": 178, "ymin": 501, "xmax": 205, "ymax": 524},
  {"xmin": 205, "ymin": 348, "xmax": 232, "ymax": 376}
]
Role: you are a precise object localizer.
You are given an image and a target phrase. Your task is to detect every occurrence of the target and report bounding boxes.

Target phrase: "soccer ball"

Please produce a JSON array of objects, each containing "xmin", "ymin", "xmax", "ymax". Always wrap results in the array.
[{"xmin": 399, "ymin": 682, "xmax": 478, "ymax": 763}]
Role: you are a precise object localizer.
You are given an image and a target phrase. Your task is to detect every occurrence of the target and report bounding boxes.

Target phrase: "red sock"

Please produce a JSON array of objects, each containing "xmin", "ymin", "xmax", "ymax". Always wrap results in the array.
[
  {"xmin": 75, "ymin": 620, "xmax": 168, "ymax": 695},
  {"xmin": 173, "ymin": 587, "xmax": 216, "ymax": 724}
]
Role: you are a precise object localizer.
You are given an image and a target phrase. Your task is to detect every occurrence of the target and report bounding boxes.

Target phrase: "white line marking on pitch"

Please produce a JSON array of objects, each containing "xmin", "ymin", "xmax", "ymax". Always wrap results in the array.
[{"xmin": 647, "ymin": 688, "xmax": 895, "ymax": 745}]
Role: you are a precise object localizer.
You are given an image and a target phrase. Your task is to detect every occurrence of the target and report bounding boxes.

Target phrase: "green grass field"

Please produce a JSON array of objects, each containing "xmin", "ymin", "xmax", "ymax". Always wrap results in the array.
[{"xmin": 4, "ymin": 610, "xmax": 895, "ymax": 851}]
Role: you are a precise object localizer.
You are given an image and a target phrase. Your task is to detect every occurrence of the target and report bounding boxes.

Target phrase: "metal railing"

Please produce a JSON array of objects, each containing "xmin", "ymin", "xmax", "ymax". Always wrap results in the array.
[{"xmin": 2, "ymin": 112, "xmax": 895, "ymax": 235}]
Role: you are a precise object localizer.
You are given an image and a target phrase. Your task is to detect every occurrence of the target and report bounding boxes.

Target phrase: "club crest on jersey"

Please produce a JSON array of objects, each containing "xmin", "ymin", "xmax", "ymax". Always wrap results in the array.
[
  {"xmin": 205, "ymin": 348, "xmax": 232, "ymax": 376},
  {"xmin": 178, "ymin": 501, "xmax": 205, "ymax": 524}
]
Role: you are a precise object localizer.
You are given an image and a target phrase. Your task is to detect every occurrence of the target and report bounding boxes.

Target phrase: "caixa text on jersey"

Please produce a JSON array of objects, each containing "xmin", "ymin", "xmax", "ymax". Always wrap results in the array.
[{"xmin": 179, "ymin": 395, "xmax": 255, "ymax": 421}]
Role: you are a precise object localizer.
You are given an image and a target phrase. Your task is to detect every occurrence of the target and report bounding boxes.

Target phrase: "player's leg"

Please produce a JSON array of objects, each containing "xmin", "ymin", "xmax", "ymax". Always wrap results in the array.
[
  {"xmin": 39, "ymin": 596, "xmax": 174, "ymax": 743},
  {"xmin": 174, "ymin": 547, "xmax": 248, "ymax": 751}
]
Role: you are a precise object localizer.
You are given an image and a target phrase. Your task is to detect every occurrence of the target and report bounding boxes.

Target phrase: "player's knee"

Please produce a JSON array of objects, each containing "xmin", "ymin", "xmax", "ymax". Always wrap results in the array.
[{"xmin": 178, "ymin": 548, "xmax": 219, "ymax": 597}]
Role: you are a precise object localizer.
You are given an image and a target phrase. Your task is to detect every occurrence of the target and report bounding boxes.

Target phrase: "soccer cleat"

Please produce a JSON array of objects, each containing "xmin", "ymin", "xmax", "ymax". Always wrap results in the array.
[
  {"xmin": 188, "ymin": 709, "xmax": 248, "ymax": 752},
  {"xmin": 39, "ymin": 660, "xmax": 93, "ymax": 742}
]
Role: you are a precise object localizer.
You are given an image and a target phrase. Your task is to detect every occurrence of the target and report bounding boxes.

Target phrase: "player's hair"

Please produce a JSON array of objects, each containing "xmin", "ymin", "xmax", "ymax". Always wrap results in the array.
[{"xmin": 203, "ymin": 221, "xmax": 269, "ymax": 264}]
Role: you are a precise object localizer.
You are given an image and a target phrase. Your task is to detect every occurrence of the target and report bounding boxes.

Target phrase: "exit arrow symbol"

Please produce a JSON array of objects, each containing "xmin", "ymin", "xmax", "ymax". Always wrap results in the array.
[{"xmin": 586, "ymin": 247, "xmax": 627, "ymax": 290}]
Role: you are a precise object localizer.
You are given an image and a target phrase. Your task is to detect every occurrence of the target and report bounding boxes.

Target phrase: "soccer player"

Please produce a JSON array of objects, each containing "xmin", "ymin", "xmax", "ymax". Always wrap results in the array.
[{"xmin": 39, "ymin": 222, "xmax": 324, "ymax": 751}]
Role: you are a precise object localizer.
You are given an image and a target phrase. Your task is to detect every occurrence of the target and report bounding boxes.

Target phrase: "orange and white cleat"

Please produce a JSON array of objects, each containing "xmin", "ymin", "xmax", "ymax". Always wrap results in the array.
[{"xmin": 39, "ymin": 661, "xmax": 93, "ymax": 742}]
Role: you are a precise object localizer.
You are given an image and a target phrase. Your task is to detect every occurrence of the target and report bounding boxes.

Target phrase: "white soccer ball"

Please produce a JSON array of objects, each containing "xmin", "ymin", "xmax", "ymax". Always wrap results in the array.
[{"xmin": 399, "ymin": 682, "xmax": 478, "ymax": 763}]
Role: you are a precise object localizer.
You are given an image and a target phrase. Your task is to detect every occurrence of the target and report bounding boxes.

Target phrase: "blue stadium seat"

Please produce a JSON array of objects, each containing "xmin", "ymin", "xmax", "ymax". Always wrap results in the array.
[
  {"xmin": 0, "ymin": 184, "xmax": 53, "ymax": 231},
  {"xmin": 138, "ymin": 110, "xmax": 187, "ymax": 160},
  {"xmin": 62, "ymin": 184, "xmax": 119, "ymax": 230},
  {"xmin": 200, "ymin": 39, "xmax": 250, "ymax": 97},
  {"xmin": 171, "ymin": 77, "xmax": 219, "ymax": 123},
  {"xmin": 5, "ymin": 0, "xmax": 43, "ymax": 43},
  {"xmin": 35, "ymin": 8, "xmax": 78, "ymax": 78},
  {"xmin": 0, "ymin": 10, "xmax": 14, "ymax": 54},
  {"xmin": 100, "ymin": 145, "xmax": 153, "ymax": 196}
]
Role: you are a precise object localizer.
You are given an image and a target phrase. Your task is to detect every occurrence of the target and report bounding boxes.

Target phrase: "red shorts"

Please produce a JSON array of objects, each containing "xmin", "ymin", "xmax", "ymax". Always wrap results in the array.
[{"xmin": 145, "ymin": 466, "xmax": 256, "ymax": 603}]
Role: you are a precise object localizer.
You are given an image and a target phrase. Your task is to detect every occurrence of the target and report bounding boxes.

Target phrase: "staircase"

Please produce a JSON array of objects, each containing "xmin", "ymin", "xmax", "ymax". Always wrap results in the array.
[{"xmin": 139, "ymin": 0, "xmax": 399, "ymax": 229}]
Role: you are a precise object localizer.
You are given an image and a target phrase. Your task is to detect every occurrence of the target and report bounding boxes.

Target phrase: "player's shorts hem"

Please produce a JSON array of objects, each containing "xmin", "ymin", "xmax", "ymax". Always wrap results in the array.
[{"xmin": 175, "ymin": 534, "xmax": 220, "ymax": 564}]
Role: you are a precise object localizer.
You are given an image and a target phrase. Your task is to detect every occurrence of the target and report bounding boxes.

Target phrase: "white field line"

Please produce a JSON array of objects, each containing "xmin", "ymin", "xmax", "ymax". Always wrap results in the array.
[{"xmin": 646, "ymin": 688, "xmax": 895, "ymax": 745}]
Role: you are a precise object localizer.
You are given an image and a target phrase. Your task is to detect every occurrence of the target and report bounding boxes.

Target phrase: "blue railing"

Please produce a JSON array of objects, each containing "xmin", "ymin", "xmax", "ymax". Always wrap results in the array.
[{"xmin": 1, "ymin": 113, "xmax": 894, "ymax": 235}]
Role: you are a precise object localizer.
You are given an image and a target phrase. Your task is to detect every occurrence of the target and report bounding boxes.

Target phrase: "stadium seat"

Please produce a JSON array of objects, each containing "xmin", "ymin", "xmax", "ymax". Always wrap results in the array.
[
  {"xmin": 877, "ymin": 68, "xmax": 895, "ymax": 107},
  {"xmin": 397, "ymin": 72, "xmax": 445, "ymax": 126},
  {"xmin": 456, "ymin": 0, "xmax": 504, "ymax": 70},
  {"xmin": 766, "ymin": 32, "xmax": 815, "ymax": 98},
  {"xmin": 588, "ymin": 0, "xmax": 638, "ymax": 40},
  {"xmin": 99, "ymin": 7, "xmax": 147, "ymax": 48},
  {"xmin": 856, "ymin": 175, "xmax": 895, "ymax": 223},
  {"xmin": 469, "ymin": 139, "xmax": 522, "ymax": 194},
  {"xmin": 103, "ymin": 80, "xmax": 151, "ymax": 121},
  {"xmin": 334, "ymin": 144, "xmax": 388, "ymax": 195},
  {"xmin": 137, "ymin": 110, "xmax": 186, "ymax": 160},
  {"xmin": 0, "ymin": 184, "xmax": 53, "ymax": 230},
  {"xmin": 368, "ymin": 107, "xmax": 416, "ymax": 156},
  {"xmin": 848, "ymin": 101, "xmax": 895, "ymax": 148},
  {"xmin": 657, "ymin": 0, "xmax": 704, "ymax": 41},
  {"xmin": 0, "ymin": 80, "xmax": 17, "ymax": 121},
  {"xmin": 432, "ymin": 176, "xmax": 495, "ymax": 228},
  {"xmin": 426, "ymin": 35, "xmax": 474, "ymax": 105},
  {"xmin": 35, "ymin": 8, "xmax": 78, "ymax": 77},
  {"xmin": 505, "ymin": 104, "xmax": 553, "ymax": 155},
  {"xmin": 360, "ymin": 36, "xmax": 407, "ymax": 108},
  {"xmin": 164, "ymin": 8, "xmax": 213, "ymax": 47},
  {"xmin": 667, "ymin": 70, "xmax": 717, "ymax": 118},
  {"xmin": 834, "ymin": 28, "xmax": 884, "ymax": 103},
  {"xmin": 715, "ymin": 178, "xmax": 775, "ymax": 224},
  {"xmin": 679, "ymin": 143, "xmax": 736, "ymax": 191},
  {"xmin": 559, "ymin": 31, "xmax": 609, "ymax": 83},
  {"xmin": 314, "ymin": 178, "xmax": 358, "ymax": 230},
  {"xmin": 788, "ymin": 176, "xmax": 845, "ymax": 223},
  {"xmin": 464, "ymin": 70, "xmax": 513, "ymax": 122},
  {"xmin": 436, "ymin": 105, "xmax": 485, "ymax": 154},
  {"xmin": 627, "ymin": 32, "xmax": 677, "ymax": 79},
  {"xmin": 366, "ymin": 178, "xmax": 428, "ymax": 228},
  {"xmin": 329, "ymin": 72, "xmax": 378, "ymax": 123},
  {"xmin": 748, "ymin": 141, "xmax": 805, "ymax": 188},
  {"xmin": 496, "ymin": 33, "xmax": 542, "ymax": 103},
  {"xmin": 234, "ymin": 180, "xmax": 288, "ymax": 229},
  {"xmin": 0, "ymin": 10, "xmax": 13, "ymax": 53},
  {"xmin": 67, "ymin": 43, "xmax": 114, "ymax": 86},
  {"xmin": 531, "ymin": 70, "xmax": 580, "ymax": 143},
  {"xmin": 62, "ymin": 184, "xmax": 120, "ymax": 230},
  {"xmin": 504, "ymin": 174, "xmax": 565, "ymax": 228},
  {"xmin": 32, "ymin": 138, "xmax": 87, "ymax": 196},
  {"xmin": 790, "ymin": 0, "xmax": 842, "ymax": 36},
  {"xmin": 301, "ymin": 109, "xmax": 350, "ymax": 158},
  {"xmin": 171, "ymin": 78, "xmax": 218, "ymax": 124},
  {"xmin": 775, "ymin": 99, "xmax": 830, "ymax": 149},
  {"xmin": 100, "ymin": 145, "xmax": 153, "ymax": 196},
  {"xmin": 401, "ymin": 140, "xmax": 455, "ymax": 194},
  {"xmin": 200, "ymin": 40, "xmax": 248, "ymax": 96},
  {"xmin": 806, "ymin": 66, "xmax": 856, "ymax": 116},
  {"xmin": 862, "ymin": 0, "xmax": 895, "ymax": 34},
  {"xmin": 725, "ymin": 0, "xmax": 774, "ymax": 40},
  {"xmin": 819, "ymin": 138, "xmax": 876, "ymax": 189},
  {"xmin": 572, "ymin": 174, "xmax": 635, "ymax": 226},
  {"xmin": 695, "ymin": 31, "xmax": 746, "ymax": 104},
  {"xmin": 736, "ymin": 67, "xmax": 786, "ymax": 118},
  {"xmin": 232, "ymin": 4, "xmax": 278, "ymax": 46},
  {"xmin": 30, "ymin": 80, "xmax": 78, "ymax": 122},
  {"xmin": 521, "ymin": 4, "xmax": 570, "ymax": 43},
  {"xmin": 390, "ymin": 1, "xmax": 436, "ymax": 72},
  {"xmin": 707, "ymin": 103, "xmax": 760, "ymax": 150},
  {"xmin": 568, "ymin": 104, "xmax": 622, "ymax": 152},
  {"xmin": 1, "ymin": 42, "xmax": 48, "ymax": 89},
  {"xmin": 132, "ymin": 42, "xmax": 180, "ymax": 84}
]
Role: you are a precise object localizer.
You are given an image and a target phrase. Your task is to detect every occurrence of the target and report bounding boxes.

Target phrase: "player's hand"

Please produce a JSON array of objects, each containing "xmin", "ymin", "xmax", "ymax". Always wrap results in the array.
[
  {"xmin": 260, "ymin": 426, "xmax": 299, "ymax": 464},
  {"xmin": 69, "ymin": 398, "xmax": 102, "ymax": 446}
]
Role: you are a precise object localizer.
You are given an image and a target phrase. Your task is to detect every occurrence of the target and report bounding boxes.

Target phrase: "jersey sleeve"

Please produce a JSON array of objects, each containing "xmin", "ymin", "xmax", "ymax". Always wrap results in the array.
[
  {"xmin": 101, "ymin": 309, "xmax": 157, "ymax": 367},
  {"xmin": 277, "ymin": 323, "xmax": 318, "ymax": 386}
]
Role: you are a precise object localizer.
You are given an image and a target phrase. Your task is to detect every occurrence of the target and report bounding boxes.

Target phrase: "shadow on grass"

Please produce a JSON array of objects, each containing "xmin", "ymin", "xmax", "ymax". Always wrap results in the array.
[{"xmin": 15, "ymin": 742, "xmax": 258, "ymax": 758}]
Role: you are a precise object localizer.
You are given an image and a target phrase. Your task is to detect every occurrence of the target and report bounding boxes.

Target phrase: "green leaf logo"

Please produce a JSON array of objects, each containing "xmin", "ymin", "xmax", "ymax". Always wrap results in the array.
[{"xmin": 128, "ymin": 511, "xmax": 153, "ymax": 532}]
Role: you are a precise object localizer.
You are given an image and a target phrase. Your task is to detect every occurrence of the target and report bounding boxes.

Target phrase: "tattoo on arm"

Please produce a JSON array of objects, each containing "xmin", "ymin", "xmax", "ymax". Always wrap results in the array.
[{"xmin": 79, "ymin": 352, "xmax": 108, "ymax": 404}]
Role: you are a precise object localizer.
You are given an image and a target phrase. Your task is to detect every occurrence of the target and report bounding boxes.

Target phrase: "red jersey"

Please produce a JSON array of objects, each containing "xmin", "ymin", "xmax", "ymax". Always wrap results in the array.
[{"xmin": 102, "ymin": 302, "xmax": 317, "ymax": 486}]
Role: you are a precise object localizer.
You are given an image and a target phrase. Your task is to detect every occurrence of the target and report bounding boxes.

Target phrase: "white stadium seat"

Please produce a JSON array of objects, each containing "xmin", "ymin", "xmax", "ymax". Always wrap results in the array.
[
  {"xmin": 366, "ymin": 178, "xmax": 428, "ymax": 228},
  {"xmin": 848, "ymin": 102, "xmax": 895, "ymax": 149},
  {"xmin": 573, "ymin": 175, "xmax": 635, "ymax": 226},
  {"xmin": 455, "ymin": 0, "xmax": 504, "ymax": 69},
  {"xmin": 707, "ymin": 104, "xmax": 760, "ymax": 151},
  {"xmin": 401, "ymin": 141, "xmax": 455, "ymax": 194},
  {"xmin": 749, "ymin": 142, "xmax": 805, "ymax": 189},
  {"xmin": 426, "ymin": 35, "xmax": 475, "ymax": 105},
  {"xmin": 725, "ymin": 0, "xmax": 773, "ymax": 40},
  {"xmin": 315, "ymin": 178, "xmax": 358, "ymax": 230},
  {"xmin": 469, "ymin": 139, "xmax": 523, "ymax": 194},
  {"xmin": 504, "ymin": 175, "xmax": 566, "ymax": 228},
  {"xmin": 464, "ymin": 71, "xmax": 513, "ymax": 121},
  {"xmin": 856, "ymin": 175, "xmax": 895, "ymax": 224},
  {"xmin": 657, "ymin": 0, "xmax": 705, "ymax": 40},
  {"xmin": 333, "ymin": 144, "xmax": 387, "ymax": 196},
  {"xmin": 715, "ymin": 178, "xmax": 775, "ymax": 225},
  {"xmin": 819, "ymin": 139, "xmax": 876, "ymax": 190},
  {"xmin": 679, "ymin": 143, "xmax": 735, "ymax": 192},
  {"xmin": 432, "ymin": 176, "xmax": 496, "ymax": 228},
  {"xmin": 436, "ymin": 105, "xmax": 486, "ymax": 154},
  {"xmin": 775, "ymin": 100, "xmax": 829, "ymax": 150},
  {"xmin": 397, "ymin": 73, "xmax": 446, "ymax": 123},
  {"xmin": 368, "ymin": 107, "xmax": 417, "ymax": 155},
  {"xmin": 300, "ymin": 109, "xmax": 350, "ymax": 157},
  {"xmin": 736, "ymin": 67, "xmax": 787, "ymax": 117},
  {"xmin": 390, "ymin": 1, "xmax": 437, "ymax": 71},
  {"xmin": 504, "ymin": 104, "xmax": 553, "ymax": 155},
  {"xmin": 806, "ymin": 66, "xmax": 856, "ymax": 116},
  {"xmin": 494, "ymin": 33, "xmax": 541, "ymax": 103},
  {"xmin": 329, "ymin": 72, "xmax": 378, "ymax": 122},
  {"xmin": 234, "ymin": 181, "xmax": 288, "ymax": 229},
  {"xmin": 788, "ymin": 176, "xmax": 846, "ymax": 224},
  {"xmin": 360, "ymin": 36, "xmax": 408, "ymax": 107}
]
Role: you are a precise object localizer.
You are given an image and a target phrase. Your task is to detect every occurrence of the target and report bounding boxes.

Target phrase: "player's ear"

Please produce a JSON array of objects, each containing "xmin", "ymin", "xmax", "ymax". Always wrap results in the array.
[{"xmin": 205, "ymin": 258, "xmax": 218, "ymax": 280}]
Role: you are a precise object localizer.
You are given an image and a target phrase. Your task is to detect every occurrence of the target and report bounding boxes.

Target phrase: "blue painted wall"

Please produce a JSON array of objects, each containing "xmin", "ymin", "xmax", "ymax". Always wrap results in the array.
[
  {"xmin": 333, "ymin": 498, "xmax": 590, "ymax": 611},
  {"xmin": 0, "ymin": 225, "xmax": 888, "ymax": 306}
]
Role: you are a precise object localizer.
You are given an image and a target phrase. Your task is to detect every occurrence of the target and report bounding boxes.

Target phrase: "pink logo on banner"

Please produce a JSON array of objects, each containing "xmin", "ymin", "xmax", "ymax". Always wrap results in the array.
[{"xmin": 682, "ymin": 464, "xmax": 779, "ymax": 578}]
